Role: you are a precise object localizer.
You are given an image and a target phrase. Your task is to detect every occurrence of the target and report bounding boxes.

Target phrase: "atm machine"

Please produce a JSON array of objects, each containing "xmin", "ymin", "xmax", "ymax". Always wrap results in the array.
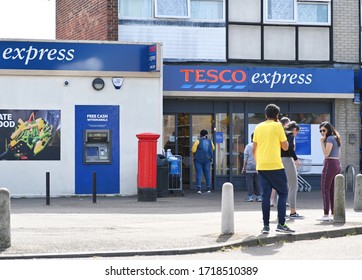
[
  {"xmin": 83, "ymin": 130, "xmax": 111, "ymax": 164},
  {"xmin": 75, "ymin": 105, "xmax": 119, "ymax": 194}
]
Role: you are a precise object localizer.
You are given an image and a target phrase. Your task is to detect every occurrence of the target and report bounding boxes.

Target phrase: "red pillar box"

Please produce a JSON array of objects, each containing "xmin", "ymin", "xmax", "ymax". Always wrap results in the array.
[{"xmin": 136, "ymin": 132, "xmax": 160, "ymax": 201}]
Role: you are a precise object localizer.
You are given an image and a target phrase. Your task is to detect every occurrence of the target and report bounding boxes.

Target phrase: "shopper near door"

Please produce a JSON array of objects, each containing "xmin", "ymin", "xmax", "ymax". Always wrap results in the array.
[
  {"xmin": 192, "ymin": 129, "xmax": 215, "ymax": 194},
  {"xmin": 318, "ymin": 121, "xmax": 341, "ymax": 221},
  {"xmin": 242, "ymin": 133, "xmax": 262, "ymax": 202},
  {"xmin": 282, "ymin": 121, "xmax": 303, "ymax": 219},
  {"xmin": 253, "ymin": 104, "xmax": 294, "ymax": 234},
  {"xmin": 270, "ymin": 117, "xmax": 290, "ymax": 207}
]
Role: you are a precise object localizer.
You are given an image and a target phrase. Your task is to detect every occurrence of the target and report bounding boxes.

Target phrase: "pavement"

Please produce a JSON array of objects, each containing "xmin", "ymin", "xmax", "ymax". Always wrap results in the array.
[{"xmin": 1, "ymin": 189, "xmax": 362, "ymax": 259}]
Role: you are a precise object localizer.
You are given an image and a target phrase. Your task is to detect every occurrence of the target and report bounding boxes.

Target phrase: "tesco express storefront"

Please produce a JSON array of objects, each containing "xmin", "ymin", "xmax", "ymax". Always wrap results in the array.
[
  {"xmin": 162, "ymin": 65, "xmax": 354, "ymax": 190},
  {"xmin": 0, "ymin": 40, "xmax": 162, "ymax": 197}
]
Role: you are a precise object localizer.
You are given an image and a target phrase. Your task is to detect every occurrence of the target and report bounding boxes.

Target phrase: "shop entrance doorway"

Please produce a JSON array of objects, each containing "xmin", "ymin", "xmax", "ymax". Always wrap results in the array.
[{"xmin": 163, "ymin": 113, "xmax": 213, "ymax": 190}]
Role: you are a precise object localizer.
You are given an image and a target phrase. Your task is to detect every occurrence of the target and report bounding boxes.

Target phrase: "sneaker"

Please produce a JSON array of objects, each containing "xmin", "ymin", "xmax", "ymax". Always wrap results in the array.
[
  {"xmin": 256, "ymin": 196, "xmax": 262, "ymax": 202},
  {"xmin": 317, "ymin": 215, "xmax": 332, "ymax": 221},
  {"xmin": 261, "ymin": 225, "xmax": 270, "ymax": 234},
  {"xmin": 289, "ymin": 212, "xmax": 304, "ymax": 219},
  {"xmin": 276, "ymin": 224, "xmax": 295, "ymax": 233},
  {"xmin": 244, "ymin": 195, "xmax": 254, "ymax": 202},
  {"xmin": 197, "ymin": 190, "xmax": 202, "ymax": 194},
  {"xmin": 206, "ymin": 190, "xmax": 211, "ymax": 193}
]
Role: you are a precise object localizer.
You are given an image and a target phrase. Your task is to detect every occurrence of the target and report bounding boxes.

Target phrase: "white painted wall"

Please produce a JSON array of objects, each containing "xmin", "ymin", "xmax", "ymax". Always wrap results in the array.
[
  {"xmin": 119, "ymin": 25, "xmax": 226, "ymax": 61},
  {"xmin": 264, "ymin": 26, "xmax": 295, "ymax": 60},
  {"xmin": 228, "ymin": 25, "xmax": 261, "ymax": 59},
  {"xmin": 299, "ymin": 27, "xmax": 330, "ymax": 61},
  {"xmin": 229, "ymin": 0, "xmax": 260, "ymax": 22},
  {"xmin": 0, "ymin": 73, "xmax": 162, "ymax": 196}
]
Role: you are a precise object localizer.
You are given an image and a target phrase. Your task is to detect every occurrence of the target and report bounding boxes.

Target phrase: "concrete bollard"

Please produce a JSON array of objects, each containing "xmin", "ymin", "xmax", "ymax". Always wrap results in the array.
[
  {"xmin": 333, "ymin": 174, "xmax": 345, "ymax": 224},
  {"xmin": 354, "ymin": 174, "xmax": 362, "ymax": 211},
  {"xmin": 221, "ymin": 182, "xmax": 234, "ymax": 235},
  {"xmin": 0, "ymin": 188, "xmax": 11, "ymax": 248}
]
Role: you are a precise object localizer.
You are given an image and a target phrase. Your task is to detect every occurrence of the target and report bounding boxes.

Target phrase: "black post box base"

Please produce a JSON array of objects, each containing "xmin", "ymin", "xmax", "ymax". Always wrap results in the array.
[{"xmin": 138, "ymin": 187, "xmax": 157, "ymax": 202}]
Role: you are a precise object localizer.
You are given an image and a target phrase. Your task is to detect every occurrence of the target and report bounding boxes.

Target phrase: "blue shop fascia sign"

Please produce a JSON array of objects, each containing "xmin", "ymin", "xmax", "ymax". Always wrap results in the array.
[
  {"xmin": 0, "ymin": 40, "xmax": 158, "ymax": 72},
  {"xmin": 164, "ymin": 65, "xmax": 354, "ymax": 94}
]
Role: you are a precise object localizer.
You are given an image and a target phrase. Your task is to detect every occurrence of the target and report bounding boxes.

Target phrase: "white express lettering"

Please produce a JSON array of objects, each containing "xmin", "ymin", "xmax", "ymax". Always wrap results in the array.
[
  {"xmin": 2, "ymin": 46, "xmax": 75, "ymax": 65},
  {"xmin": 251, "ymin": 71, "xmax": 312, "ymax": 89}
]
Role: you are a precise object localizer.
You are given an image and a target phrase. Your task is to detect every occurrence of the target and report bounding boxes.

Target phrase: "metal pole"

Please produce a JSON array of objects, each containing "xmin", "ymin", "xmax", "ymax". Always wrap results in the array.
[
  {"xmin": 46, "ymin": 172, "xmax": 50, "ymax": 205},
  {"xmin": 92, "ymin": 172, "xmax": 97, "ymax": 203},
  {"xmin": 344, "ymin": 164, "xmax": 355, "ymax": 192}
]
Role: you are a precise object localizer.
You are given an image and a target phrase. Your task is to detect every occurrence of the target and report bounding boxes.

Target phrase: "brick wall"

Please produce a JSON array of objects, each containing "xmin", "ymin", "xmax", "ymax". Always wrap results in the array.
[
  {"xmin": 333, "ymin": 0, "xmax": 360, "ymax": 63},
  {"xmin": 56, "ymin": 0, "xmax": 118, "ymax": 41},
  {"xmin": 335, "ymin": 99, "xmax": 360, "ymax": 173},
  {"xmin": 334, "ymin": 1, "xmax": 361, "ymax": 174}
]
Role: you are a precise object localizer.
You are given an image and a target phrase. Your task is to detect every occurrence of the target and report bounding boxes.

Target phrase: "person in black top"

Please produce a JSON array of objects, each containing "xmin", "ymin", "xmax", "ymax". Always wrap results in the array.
[
  {"xmin": 281, "ymin": 121, "xmax": 303, "ymax": 219},
  {"xmin": 270, "ymin": 117, "xmax": 290, "ymax": 207}
]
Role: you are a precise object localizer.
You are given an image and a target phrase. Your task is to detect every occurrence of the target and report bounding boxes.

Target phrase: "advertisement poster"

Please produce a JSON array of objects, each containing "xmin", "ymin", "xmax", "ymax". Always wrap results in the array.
[
  {"xmin": 0, "ymin": 110, "xmax": 61, "ymax": 160},
  {"xmin": 295, "ymin": 124, "xmax": 311, "ymax": 155}
]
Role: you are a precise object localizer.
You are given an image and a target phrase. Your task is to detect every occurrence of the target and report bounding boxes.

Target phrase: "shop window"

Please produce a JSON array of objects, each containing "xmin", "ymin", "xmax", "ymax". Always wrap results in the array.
[
  {"xmin": 215, "ymin": 113, "xmax": 229, "ymax": 175},
  {"xmin": 291, "ymin": 113, "xmax": 330, "ymax": 174},
  {"xmin": 163, "ymin": 115, "xmax": 176, "ymax": 154},
  {"xmin": 231, "ymin": 113, "xmax": 245, "ymax": 175},
  {"xmin": 247, "ymin": 112, "xmax": 330, "ymax": 174},
  {"xmin": 291, "ymin": 113, "xmax": 330, "ymax": 124},
  {"xmin": 265, "ymin": 0, "xmax": 330, "ymax": 25},
  {"xmin": 215, "ymin": 113, "xmax": 245, "ymax": 176}
]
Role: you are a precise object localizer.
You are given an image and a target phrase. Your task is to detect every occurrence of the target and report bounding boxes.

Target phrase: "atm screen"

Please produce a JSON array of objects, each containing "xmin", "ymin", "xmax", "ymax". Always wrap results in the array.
[
  {"xmin": 87, "ymin": 132, "xmax": 108, "ymax": 143},
  {"xmin": 86, "ymin": 147, "xmax": 99, "ymax": 157}
]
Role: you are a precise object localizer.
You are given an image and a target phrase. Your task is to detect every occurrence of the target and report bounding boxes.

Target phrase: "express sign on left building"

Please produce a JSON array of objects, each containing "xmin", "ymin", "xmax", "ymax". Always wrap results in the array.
[{"xmin": 0, "ymin": 40, "xmax": 158, "ymax": 72}]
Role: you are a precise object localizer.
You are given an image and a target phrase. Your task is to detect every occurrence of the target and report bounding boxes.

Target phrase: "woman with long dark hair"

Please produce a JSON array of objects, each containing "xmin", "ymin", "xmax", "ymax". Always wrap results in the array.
[
  {"xmin": 318, "ymin": 121, "xmax": 341, "ymax": 221},
  {"xmin": 282, "ymin": 121, "xmax": 302, "ymax": 219}
]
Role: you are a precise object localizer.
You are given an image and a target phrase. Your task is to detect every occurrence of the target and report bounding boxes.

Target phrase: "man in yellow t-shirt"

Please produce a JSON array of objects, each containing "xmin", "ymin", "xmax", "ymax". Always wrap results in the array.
[{"xmin": 253, "ymin": 104, "xmax": 294, "ymax": 234}]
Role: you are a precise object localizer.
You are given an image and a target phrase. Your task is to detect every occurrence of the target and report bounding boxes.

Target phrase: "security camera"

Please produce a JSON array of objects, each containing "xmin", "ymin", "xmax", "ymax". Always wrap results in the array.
[{"xmin": 64, "ymin": 81, "xmax": 69, "ymax": 86}]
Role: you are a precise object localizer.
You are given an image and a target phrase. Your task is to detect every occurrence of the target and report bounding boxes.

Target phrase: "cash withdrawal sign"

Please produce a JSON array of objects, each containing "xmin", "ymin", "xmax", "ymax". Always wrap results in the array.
[{"xmin": 75, "ymin": 105, "xmax": 120, "ymax": 194}]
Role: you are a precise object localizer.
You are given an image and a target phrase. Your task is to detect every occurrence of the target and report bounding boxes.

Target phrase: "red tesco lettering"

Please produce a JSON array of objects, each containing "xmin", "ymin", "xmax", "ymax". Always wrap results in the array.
[{"xmin": 180, "ymin": 69, "xmax": 246, "ymax": 83}]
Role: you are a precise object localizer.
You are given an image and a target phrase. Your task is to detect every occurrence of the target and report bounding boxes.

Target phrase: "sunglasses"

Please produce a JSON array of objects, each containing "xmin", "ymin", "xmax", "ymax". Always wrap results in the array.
[{"xmin": 319, "ymin": 129, "xmax": 327, "ymax": 133}]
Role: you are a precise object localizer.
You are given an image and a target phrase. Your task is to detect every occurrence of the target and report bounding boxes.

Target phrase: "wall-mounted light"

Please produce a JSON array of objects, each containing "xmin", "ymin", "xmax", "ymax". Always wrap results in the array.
[{"xmin": 92, "ymin": 78, "xmax": 105, "ymax": 91}]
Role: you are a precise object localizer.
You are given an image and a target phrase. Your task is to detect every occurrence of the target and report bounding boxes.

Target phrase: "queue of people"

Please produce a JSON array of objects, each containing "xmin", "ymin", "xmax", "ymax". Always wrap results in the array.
[
  {"xmin": 190, "ymin": 104, "xmax": 341, "ymax": 233},
  {"xmin": 246, "ymin": 104, "xmax": 341, "ymax": 233}
]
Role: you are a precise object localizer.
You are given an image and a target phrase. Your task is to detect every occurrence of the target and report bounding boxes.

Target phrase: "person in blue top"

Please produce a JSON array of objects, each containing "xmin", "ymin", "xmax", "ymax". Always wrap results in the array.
[
  {"xmin": 192, "ymin": 129, "xmax": 215, "ymax": 194},
  {"xmin": 318, "ymin": 121, "xmax": 341, "ymax": 221}
]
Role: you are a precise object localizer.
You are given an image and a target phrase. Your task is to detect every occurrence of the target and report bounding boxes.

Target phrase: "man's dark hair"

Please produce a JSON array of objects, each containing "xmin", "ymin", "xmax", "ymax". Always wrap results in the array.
[
  {"xmin": 200, "ymin": 129, "xmax": 208, "ymax": 137},
  {"xmin": 265, "ymin": 104, "xmax": 280, "ymax": 119},
  {"xmin": 280, "ymin": 117, "xmax": 290, "ymax": 126}
]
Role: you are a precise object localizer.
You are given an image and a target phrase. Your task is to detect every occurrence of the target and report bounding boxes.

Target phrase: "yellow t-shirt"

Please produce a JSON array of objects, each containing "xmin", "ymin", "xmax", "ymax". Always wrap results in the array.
[{"xmin": 253, "ymin": 120, "xmax": 287, "ymax": 170}]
